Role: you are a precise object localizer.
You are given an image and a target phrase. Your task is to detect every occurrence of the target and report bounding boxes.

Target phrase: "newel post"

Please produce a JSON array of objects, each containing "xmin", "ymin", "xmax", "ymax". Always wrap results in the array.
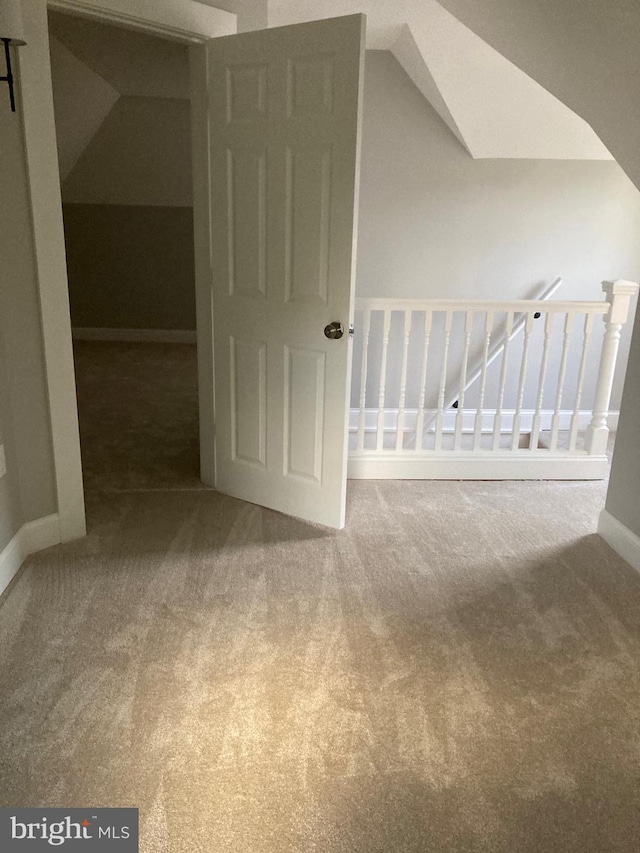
[{"xmin": 586, "ymin": 280, "xmax": 639, "ymax": 455}]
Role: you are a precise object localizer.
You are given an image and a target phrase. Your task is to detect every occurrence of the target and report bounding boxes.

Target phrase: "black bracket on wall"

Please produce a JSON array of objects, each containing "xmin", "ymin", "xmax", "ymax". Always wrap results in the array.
[{"xmin": 1, "ymin": 38, "xmax": 16, "ymax": 112}]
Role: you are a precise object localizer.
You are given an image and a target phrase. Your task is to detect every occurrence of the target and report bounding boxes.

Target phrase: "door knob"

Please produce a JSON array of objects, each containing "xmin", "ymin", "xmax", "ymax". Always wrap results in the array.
[{"xmin": 324, "ymin": 321, "xmax": 344, "ymax": 340}]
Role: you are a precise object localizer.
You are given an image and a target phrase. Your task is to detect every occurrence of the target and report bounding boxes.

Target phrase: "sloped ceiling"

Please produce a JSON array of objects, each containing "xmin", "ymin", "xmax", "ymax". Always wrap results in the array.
[
  {"xmin": 49, "ymin": 35, "xmax": 120, "ymax": 180},
  {"xmin": 63, "ymin": 96, "xmax": 193, "ymax": 207},
  {"xmin": 48, "ymin": 10, "xmax": 190, "ymax": 100},
  {"xmin": 49, "ymin": 0, "xmax": 614, "ymax": 163},
  {"xmin": 48, "ymin": 10, "xmax": 191, "ymax": 191},
  {"xmin": 267, "ymin": 0, "xmax": 613, "ymax": 160},
  {"xmin": 392, "ymin": 25, "xmax": 470, "ymax": 155}
]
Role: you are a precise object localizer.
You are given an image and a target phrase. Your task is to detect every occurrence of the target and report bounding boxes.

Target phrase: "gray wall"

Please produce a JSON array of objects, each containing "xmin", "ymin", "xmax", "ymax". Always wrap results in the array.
[
  {"xmin": 58, "ymin": 93, "xmax": 194, "ymax": 331},
  {"xmin": 355, "ymin": 51, "xmax": 640, "ymax": 411},
  {"xmin": 63, "ymin": 205, "xmax": 196, "ymax": 330},
  {"xmin": 62, "ymin": 96, "xmax": 192, "ymax": 207},
  {"xmin": 434, "ymin": 0, "xmax": 640, "ymax": 550},
  {"xmin": 0, "ymin": 66, "xmax": 58, "ymax": 553}
]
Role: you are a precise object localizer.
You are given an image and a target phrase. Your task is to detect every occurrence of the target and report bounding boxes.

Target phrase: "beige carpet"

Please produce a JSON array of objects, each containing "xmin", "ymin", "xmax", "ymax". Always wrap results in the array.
[
  {"xmin": 73, "ymin": 340, "xmax": 204, "ymax": 492},
  {"xmin": 1, "ymin": 342, "xmax": 639, "ymax": 852}
]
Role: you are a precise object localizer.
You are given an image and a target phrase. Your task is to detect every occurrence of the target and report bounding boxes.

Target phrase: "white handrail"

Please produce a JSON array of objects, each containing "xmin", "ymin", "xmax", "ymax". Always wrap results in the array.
[{"xmin": 356, "ymin": 298, "xmax": 603, "ymax": 315}]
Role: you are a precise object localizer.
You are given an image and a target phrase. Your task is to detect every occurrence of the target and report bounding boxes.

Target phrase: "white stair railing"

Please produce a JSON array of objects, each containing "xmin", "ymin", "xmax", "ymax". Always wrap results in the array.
[
  {"xmin": 586, "ymin": 280, "xmax": 638, "ymax": 455},
  {"xmin": 349, "ymin": 280, "xmax": 638, "ymax": 480},
  {"xmin": 406, "ymin": 277, "xmax": 563, "ymax": 449}
]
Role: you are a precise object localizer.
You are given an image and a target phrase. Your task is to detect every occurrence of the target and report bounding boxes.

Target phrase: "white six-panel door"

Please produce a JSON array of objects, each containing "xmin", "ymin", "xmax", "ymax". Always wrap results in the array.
[{"xmin": 206, "ymin": 14, "xmax": 366, "ymax": 528}]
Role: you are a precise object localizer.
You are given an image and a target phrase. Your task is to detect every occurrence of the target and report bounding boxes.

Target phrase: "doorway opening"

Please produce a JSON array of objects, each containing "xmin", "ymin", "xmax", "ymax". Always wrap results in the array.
[
  {"xmin": 48, "ymin": 9, "xmax": 203, "ymax": 496},
  {"xmin": 39, "ymin": 9, "xmax": 364, "ymax": 532}
]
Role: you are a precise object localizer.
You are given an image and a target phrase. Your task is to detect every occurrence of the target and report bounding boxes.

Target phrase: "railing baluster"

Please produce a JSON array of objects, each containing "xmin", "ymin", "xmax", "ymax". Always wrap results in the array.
[
  {"xmin": 435, "ymin": 311, "xmax": 453, "ymax": 452},
  {"xmin": 454, "ymin": 311, "xmax": 473, "ymax": 450},
  {"xmin": 413, "ymin": 310, "xmax": 433, "ymax": 451},
  {"xmin": 569, "ymin": 312, "xmax": 595, "ymax": 451},
  {"xmin": 511, "ymin": 311, "xmax": 534, "ymax": 451},
  {"xmin": 356, "ymin": 308, "xmax": 371, "ymax": 451},
  {"xmin": 351, "ymin": 282, "xmax": 637, "ymax": 471},
  {"xmin": 418, "ymin": 280, "xmax": 562, "ymax": 448},
  {"xmin": 530, "ymin": 311, "xmax": 553, "ymax": 450},
  {"xmin": 549, "ymin": 312, "xmax": 574, "ymax": 451},
  {"xmin": 376, "ymin": 310, "xmax": 392, "ymax": 452},
  {"xmin": 395, "ymin": 310, "xmax": 412, "ymax": 451},
  {"xmin": 493, "ymin": 311, "xmax": 514, "ymax": 451},
  {"xmin": 474, "ymin": 311, "xmax": 493, "ymax": 450},
  {"xmin": 587, "ymin": 282, "xmax": 637, "ymax": 455}
]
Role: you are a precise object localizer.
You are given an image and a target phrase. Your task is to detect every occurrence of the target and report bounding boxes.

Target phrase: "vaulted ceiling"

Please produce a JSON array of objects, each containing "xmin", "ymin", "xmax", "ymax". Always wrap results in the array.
[
  {"xmin": 49, "ymin": 0, "xmax": 613, "ymax": 180},
  {"xmin": 268, "ymin": 0, "xmax": 613, "ymax": 160},
  {"xmin": 48, "ymin": 10, "xmax": 190, "ymax": 181}
]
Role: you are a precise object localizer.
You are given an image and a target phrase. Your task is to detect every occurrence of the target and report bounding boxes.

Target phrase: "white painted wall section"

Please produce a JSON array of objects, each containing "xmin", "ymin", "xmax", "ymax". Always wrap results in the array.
[
  {"xmin": 405, "ymin": 1, "xmax": 611, "ymax": 160},
  {"xmin": 392, "ymin": 24, "xmax": 469, "ymax": 154},
  {"xmin": 268, "ymin": 0, "xmax": 612, "ymax": 161}
]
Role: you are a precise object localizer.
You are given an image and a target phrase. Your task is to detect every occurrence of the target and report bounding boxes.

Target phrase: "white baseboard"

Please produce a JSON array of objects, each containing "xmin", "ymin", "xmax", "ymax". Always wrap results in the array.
[
  {"xmin": 72, "ymin": 327, "xmax": 197, "ymax": 344},
  {"xmin": 348, "ymin": 452, "xmax": 608, "ymax": 480},
  {"xmin": 598, "ymin": 509, "xmax": 640, "ymax": 573},
  {"xmin": 0, "ymin": 514, "xmax": 61, "ymax": 599}
]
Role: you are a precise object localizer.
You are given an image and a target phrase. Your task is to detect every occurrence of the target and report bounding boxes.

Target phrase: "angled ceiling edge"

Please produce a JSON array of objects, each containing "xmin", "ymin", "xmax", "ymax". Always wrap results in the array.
[
  {"xmin": 391, "ymin": 24, "xmax": 473, "ymax": 156},
  {"xmin": 416, "ymin": 0, "xmax": 613, "ymax": 160},
  {"xmin": 48, "ymin": 10, "xmax": 123, "ymax": 94},
  {"xmin": 48, "ymin": 35, "xmax": 120, "ymax": 181}
]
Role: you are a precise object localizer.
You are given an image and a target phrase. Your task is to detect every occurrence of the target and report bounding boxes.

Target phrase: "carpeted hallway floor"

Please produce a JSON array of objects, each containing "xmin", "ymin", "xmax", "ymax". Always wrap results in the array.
[{"xmin": 1, "ymin": 342, "xmax": 639, "ymax": 852}]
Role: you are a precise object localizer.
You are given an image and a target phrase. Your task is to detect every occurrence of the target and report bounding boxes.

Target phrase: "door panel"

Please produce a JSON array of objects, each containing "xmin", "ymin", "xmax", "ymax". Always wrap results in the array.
[
  {"xmin": 285, "ymin": 145, "xmax": 332, "ymax": 304},
  {"xmin": 227, "ymin": 149, "xmax": 267, "ymax": 298},
  {"xmin": 230, "ymin": 337, "xmax": 266, "ymax": 467},
  {"xmin": 285, "ymin": 345, "xmax": 326, "ymax": 482},
  {"xmin": 207, "ymin": 14, "xmax": 366, "ymax": 528}
]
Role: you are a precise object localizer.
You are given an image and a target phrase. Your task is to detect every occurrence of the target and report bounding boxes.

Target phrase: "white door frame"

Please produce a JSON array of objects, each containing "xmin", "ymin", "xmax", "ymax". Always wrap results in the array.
[{"xmin": 19, "ymin": 0, "xmax": 236, "ymax": 541}]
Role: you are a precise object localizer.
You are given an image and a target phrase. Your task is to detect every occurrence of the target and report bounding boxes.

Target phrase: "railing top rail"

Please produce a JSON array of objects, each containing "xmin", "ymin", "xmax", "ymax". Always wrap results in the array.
[{"xmin": 354, "ymin": 298, "xmax": 608, "ymax": 314}]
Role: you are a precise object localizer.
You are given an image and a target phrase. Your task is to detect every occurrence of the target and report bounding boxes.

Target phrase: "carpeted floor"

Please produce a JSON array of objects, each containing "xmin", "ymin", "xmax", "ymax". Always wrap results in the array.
[
  {"xmin": 73, "ymin": 341, "xmax": 204, "ymax": 492},
  {"xmin": 1, "ymin": 342, "xmax": 639, "ymax": 852}
]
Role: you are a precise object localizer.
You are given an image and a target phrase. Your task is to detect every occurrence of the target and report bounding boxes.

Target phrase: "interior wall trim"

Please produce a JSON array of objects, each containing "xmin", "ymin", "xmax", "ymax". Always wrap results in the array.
[
  {"xmin": 20, "ymin": 1, "xmax": 233, "ymax": 543},
  {"xmin": 598, "ymin": 509, "xmax": 640, "ymax": 574},
  {"xmin": 0, "ymin": 513, "xmax": 61, "ymax": 599}
]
